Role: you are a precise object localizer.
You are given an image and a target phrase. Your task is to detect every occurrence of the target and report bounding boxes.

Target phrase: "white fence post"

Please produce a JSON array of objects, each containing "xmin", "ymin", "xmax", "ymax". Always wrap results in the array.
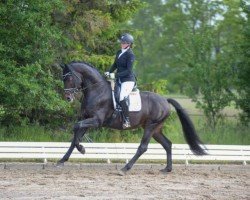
[
  {"xmin": 241, "ymin": 148, "xmax": 247, "ymax": 165},
  {"xmin": 106, "ymin": 147, "xmax": 111, "ymax": 164},
  {"xmin": 184, "ymin": 148, "xmax": 189, "ymax": 165},
  {"xmin": 42, "ymin": 146, "xmax": 47, "ymax": 164}
]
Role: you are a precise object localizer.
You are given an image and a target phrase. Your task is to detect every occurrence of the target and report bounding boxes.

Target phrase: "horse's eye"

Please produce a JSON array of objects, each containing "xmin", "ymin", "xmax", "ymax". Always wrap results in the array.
[
  {"xmin": 62, "ymin": 72, "xmax": 72, "ymax": 81},
  {"xmin": 62, "ymin": 74, "xmax": 67, "ymax": 80}
]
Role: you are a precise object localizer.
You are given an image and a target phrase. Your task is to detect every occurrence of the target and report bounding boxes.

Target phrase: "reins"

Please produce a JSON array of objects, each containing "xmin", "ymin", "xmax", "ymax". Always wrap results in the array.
[
  {"xmin": 80, "ymin": 81, "xmax": 105, "ymax": 92},
  {"xmin": 63, "ymin": 65, "xmax": 105, "ymax": 94}
]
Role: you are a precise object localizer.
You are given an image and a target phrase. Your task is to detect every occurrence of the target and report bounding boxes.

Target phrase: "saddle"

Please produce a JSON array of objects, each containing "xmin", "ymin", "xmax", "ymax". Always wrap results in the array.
[{"xmin": 112, "ymin": 79, "xmax": 141, "ymax": 112}]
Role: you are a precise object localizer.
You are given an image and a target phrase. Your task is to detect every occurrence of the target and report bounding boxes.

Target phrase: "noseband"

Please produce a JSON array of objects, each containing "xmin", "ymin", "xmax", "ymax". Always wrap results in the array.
[{"xmin": 62, "ymin": 71, "xmax": 81, "ymax": 95}]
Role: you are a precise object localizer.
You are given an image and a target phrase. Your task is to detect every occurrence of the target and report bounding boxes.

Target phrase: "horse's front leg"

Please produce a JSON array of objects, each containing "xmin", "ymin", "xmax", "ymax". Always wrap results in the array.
[
  {"xmin": 75, "ymin": 128, "xmax": 88, "ymax": 154},
  {"xmin": 57, "ymin": 133, "xmax": 77, "ymax": 166},
  {"xmin": 57, "ymin": 117, "xmax": 100, "ymax": 166},
  {"xmin": 74, "ymin": 117, "xmax": 100, "ymax": 153}
]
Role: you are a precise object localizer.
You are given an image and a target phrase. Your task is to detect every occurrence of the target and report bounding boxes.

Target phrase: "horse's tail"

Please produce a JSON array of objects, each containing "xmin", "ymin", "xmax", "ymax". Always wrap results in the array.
[{"xmin": 167, "ymin": 98, "xmax": 207, "ymax": 155}]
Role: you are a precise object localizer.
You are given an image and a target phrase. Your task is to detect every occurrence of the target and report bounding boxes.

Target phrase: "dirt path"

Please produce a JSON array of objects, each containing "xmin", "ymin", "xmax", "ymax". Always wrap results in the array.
[{"xmin": 0, "ymin": 163, "xmax": 249, "ymax": 200}]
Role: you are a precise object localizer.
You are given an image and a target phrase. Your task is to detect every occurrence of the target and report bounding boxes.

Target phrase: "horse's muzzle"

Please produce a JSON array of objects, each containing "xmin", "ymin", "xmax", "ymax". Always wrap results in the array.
[
  {"xmin": 65, "ymin": 93, "xmax": 75, "ymax": 102},
  {"xmin": 64, "ymin": 88, "xmax": 78, "ymax": 102}
]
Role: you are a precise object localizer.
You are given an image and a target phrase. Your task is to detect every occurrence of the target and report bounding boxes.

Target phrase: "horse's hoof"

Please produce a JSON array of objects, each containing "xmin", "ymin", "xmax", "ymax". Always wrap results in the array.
[
  {"xmin": 117, "ymin": 168, "xmax": 127, "ymax": 176},
  {"xmin": 78, "ymin": 145, "xmax": 85, "ymax": 154},
  {"xmin": 56, "ymin": 161, "xmax": 64, "ymax": 167},
  {"xmin": 160, "ymin": 167, "xmax": 172, "ymax": 173}
]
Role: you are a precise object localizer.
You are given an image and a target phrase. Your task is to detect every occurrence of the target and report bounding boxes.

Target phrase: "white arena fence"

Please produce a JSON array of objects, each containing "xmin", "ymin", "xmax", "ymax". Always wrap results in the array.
[{"xmin": 0, "ymin": 142, "xmax": 249, "ymax": 165}]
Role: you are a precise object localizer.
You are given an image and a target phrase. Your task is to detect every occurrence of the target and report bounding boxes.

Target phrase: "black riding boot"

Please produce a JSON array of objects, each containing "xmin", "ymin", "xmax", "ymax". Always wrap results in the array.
[{"xmin": 120, "ymin": 99, "xmax": 131, "ymax": 129}]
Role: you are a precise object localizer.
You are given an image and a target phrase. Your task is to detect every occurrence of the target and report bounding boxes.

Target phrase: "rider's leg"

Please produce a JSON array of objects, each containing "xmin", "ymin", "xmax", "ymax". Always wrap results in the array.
[
  {"xmin": 119, "ymin": 81, "xmax": 135, "ymax": 128},
  {"xmin": 120, "ymin": 97, "xmax": 130, "ymax": 128}
]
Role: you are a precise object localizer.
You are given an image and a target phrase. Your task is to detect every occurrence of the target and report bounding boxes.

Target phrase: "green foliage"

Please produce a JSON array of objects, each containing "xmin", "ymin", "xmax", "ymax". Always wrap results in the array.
[
  {"xmin": 0, "ymin": 0, "xmax": 64, "ymax": 66},
  {"xmin": 130, "ymin": 0, "xmax": 246, "ymax": 127},
  {"xmin": 57, "ymin": 0, "xmax": 144, "ymax": 66},
  {"xmin": 1, "ymin": 115, "xmax": 249, "ymax": 145},
  {"xmin": 140, "ymin": 79, "xmax": 168, "ymax": 95},
  {"xmin": 162, "ymin": 0, "xmax": 243, "ymax": 128},
  {"xmin": 0, "ymin": 61, "xmax": 72, "ymax": 127},
  {"xmin": 236, "ymin": 1, "xmax": 250, "ymax": 124},
  {"xmin": 0, "ymin": 0, "xmax": 248, "ymax": 143},
  {"xmin": 0, "ymin": 0, "xmax": 143, "ymax": 128},
  {"xmin": 0, "ymin": 125, "xmax": 71, "ymax": 142},
  {"xmin": 130, "ymin": 0, "xmax": 168, "ymax": 82},
  {"xmin": 0, "ymin": 0, "xmax": 71, "ymax": 127}
]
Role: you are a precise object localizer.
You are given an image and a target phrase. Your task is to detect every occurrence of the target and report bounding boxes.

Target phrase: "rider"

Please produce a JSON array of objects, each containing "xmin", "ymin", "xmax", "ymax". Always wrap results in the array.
[{"xmin": 105, "ymin": 33, "xmax": 136, "ymax": 129}]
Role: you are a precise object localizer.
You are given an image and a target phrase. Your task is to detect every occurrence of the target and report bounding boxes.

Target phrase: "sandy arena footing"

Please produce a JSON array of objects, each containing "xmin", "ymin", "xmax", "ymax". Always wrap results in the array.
[{"xmin": 0, "ymin": 163, "xmax": 249, "ymax": 200}]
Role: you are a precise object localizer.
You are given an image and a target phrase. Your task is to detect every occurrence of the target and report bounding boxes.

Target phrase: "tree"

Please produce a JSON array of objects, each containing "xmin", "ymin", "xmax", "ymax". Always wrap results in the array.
[
  {"xmin": 0, "ymin": 0, "xmax": 143, "ymax": 127},
  {"xmin": 130, "ymin": 0, "xmax": 244, "ymax": 128},
  {"xmin": 236, "ymin": 1, "xmax": 250, "ymax": 124},
  {"xmin": 55, "ymin": 0, "xmax": 143, "ymax": 71},
  {"xmin": 0, "ymin": 0, "xmax": 69, "ymax": 126},
  {"xmin": 129, "ymin": 0, "xmax": 168, "ymax": 83},
  {"xmin": 167, "ymin": 0, "xmax": 245, "ymax": 128}
]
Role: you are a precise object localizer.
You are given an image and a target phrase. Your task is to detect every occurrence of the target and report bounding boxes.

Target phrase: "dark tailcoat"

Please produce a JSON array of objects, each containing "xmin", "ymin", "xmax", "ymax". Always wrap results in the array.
[{"xmin": 109, "ymin": 48, "xmax": 135, "ymax": 82}]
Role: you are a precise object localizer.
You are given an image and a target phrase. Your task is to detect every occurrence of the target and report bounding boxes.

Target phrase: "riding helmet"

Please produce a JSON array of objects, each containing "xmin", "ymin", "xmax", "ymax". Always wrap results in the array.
[{"xmin": 119, "ymin": 33, "xmax": 134, "ymax": 44}]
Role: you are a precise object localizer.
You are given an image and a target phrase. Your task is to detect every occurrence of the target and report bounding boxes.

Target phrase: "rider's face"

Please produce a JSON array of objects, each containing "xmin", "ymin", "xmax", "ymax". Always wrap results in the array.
[{"xmin": 121, "ymin": 42, "xmax": 130, "ymax": 49}]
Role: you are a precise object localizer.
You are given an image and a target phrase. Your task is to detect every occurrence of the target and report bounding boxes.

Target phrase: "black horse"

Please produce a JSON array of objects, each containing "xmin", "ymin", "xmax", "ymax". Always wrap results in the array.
[{"xmin": 58, "ymin": 61, "xmax": 206, "ymax": 174}]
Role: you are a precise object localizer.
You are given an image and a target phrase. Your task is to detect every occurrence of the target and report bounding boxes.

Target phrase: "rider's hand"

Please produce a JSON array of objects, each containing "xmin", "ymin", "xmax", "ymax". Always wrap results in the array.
[{"xmin": 104, "ymin": 72, "xmax": 110, "ymax": 77}]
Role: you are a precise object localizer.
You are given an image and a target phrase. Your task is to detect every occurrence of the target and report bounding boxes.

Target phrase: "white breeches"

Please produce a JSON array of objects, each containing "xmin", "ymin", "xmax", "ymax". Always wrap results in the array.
[{"xmin": 120, "ymin": 81, "xmax": 135, "ymax": 101}]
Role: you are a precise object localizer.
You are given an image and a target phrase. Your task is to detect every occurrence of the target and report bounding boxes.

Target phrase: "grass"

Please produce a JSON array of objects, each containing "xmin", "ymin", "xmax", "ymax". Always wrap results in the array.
[
  {"xmin": 192, "ymin": 116, "xmax": 249, "ymax": 145},
  {"xmin": 0, "ymin": 97, "xmax": 249, "ymax": 145},
  {"xmin": 0, "ymin": 125, "xmax": 71, "ymax": 142},
  {"xmin": 168, "ymin": 97, "xmax": 241, "ymax": 117},
  {"xmin": 0, "ymin": 115, "xmax": 249, "ymax": 145}
]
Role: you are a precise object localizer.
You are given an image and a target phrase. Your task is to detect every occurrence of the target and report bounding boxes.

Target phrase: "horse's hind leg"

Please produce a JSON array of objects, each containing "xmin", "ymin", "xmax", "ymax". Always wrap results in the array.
[
  {"xmin": 153, "ymin": 131, "xmax": 172, "ymax": 172},
  {"xmin": 119, "ymin": 123, "xmax": 157, "ymax": 175}
]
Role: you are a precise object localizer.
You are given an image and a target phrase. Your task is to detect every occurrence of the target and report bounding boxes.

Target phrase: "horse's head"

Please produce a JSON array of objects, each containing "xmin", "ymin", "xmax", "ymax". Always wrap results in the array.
[{"xmin": 62, "ymin": 64, "xmax": 82, "ymax": 102}]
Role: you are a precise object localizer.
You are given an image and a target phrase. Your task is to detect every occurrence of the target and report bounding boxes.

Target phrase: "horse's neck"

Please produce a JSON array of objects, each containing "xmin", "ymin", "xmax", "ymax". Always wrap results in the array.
[
  {"xmin": 79, "ymin": 66, "xmax": 101, "ymax": 84},
  {"xmin": 76, "ymin": 65, "xmax": 110, "ymax": 94}
]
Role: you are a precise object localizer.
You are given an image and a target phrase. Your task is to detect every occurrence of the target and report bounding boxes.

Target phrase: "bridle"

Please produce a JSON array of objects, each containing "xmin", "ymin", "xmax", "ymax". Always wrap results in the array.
[
  {"xmin": 62, "ymin": 71, "xmax": 81, "ymax": 95},
  {"xmin": 62, "ymin": 67, "xmax": 105, "ymax": 95}
]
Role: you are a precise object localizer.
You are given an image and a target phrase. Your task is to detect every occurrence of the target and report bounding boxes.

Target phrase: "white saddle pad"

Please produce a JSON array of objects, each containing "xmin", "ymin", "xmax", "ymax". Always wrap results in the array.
[{"xmin": 112, "ymin": 89, "xmax": 142, "ymax": 112}]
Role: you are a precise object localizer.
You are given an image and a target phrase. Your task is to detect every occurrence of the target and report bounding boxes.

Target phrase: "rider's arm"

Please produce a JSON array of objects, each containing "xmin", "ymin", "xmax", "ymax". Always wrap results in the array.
[
  {"xmin": 109, "ymin": 61, "xmax": 117, "ymax": 73},
  {"xmin": 109, "ymin": 52, "xmax": 119, "ymax": 73}
]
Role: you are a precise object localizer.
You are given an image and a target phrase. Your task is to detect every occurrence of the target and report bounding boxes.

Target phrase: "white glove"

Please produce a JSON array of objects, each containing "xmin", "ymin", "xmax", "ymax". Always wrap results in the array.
[{"xmin": 104, "ymin": 72, "xmax": 110, "ymax": 77}]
